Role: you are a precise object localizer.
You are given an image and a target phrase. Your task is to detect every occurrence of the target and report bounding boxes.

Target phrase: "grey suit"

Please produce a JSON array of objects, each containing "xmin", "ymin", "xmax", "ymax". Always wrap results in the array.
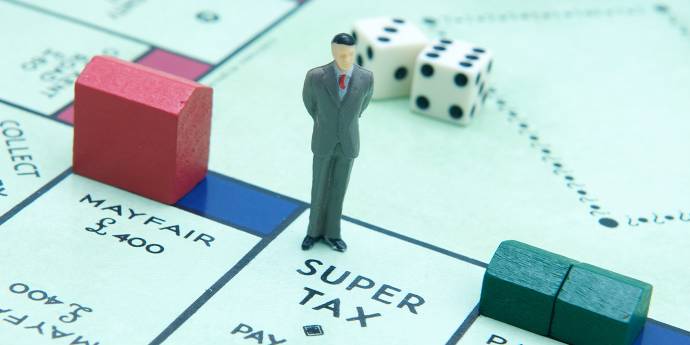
[{"xmin": 303, "ymin": 61, "xmax": 374, "ymax": 239}]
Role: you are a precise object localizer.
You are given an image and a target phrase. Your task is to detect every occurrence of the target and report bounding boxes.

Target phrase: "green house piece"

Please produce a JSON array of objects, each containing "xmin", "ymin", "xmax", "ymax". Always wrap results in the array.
[
  {"xmin": 479, "ymin": 240, "xmax": 577, "ymax": 335},
  {"xmin": 550, "ymin": 263, "xmax": 653, "ymax": 345}
]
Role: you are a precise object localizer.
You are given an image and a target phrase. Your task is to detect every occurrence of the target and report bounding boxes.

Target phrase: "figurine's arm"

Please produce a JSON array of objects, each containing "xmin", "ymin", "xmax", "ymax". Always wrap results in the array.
[
  {"xmin": 302, "ymin": 71, "xmax": 317, "ymax": 119},
  {"xmin": 359, "ymin": 73, "xmax": 373, "ymax": 118}
]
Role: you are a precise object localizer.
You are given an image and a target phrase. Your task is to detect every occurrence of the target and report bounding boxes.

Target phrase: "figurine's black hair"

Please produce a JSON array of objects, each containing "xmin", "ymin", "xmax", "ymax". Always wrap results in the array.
[{"xmin": 331, "ymin": 33, "xmax": 356, "ymax": 46}]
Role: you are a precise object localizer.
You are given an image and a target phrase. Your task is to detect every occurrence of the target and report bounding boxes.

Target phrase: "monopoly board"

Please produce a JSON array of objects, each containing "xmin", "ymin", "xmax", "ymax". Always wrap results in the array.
[{"xmin": 1, "ymin": 0, "xmax": 689, "ymax": 344}]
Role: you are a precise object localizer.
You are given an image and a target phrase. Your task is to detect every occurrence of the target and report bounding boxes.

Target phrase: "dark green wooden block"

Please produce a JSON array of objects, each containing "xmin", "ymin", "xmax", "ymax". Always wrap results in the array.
[
  {"xmin": 550, "ymin": 263, "xmax": 653, "ymax": 345},
  {"xmin": 479, "ymin": 240, "xmax": 576, "ymax": 335}
]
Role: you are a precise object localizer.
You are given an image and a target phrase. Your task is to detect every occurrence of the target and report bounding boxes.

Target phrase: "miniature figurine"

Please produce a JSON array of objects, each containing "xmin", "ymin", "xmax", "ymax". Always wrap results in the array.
[{"xmin": 301, "ymin": 33, "xmax": 374, "ymax": 252}]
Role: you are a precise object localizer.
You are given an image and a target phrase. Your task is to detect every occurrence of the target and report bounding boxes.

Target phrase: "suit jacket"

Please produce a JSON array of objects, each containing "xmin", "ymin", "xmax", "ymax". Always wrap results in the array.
[{"xmin": 302, "ymin": 61, "xmax": 374, "ymax": 158}]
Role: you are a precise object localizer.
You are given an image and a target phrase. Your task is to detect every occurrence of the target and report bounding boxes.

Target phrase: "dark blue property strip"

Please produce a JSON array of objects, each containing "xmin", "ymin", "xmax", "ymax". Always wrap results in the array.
[
  {"xmin": 636, "ymin": 319, "xmax": 690, "ymax": 345},
  {"xmin": 175, "ymin": 170, "xmax": 306, "ymax": 237},
  {"xmin": 446, "ymin": 304, "xmax": 480, "ymax": 345}
]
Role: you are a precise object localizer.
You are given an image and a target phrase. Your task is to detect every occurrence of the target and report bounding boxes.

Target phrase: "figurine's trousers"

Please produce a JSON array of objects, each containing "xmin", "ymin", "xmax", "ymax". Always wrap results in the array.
[{"xmin": 307, "ymin": 143, "xmax": 354, "ymax": 239}]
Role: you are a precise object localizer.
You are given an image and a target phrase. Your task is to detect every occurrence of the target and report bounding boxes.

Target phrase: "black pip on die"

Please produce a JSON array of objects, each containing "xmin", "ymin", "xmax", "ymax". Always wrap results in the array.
[
  {"xmin": 410, "ymin": 39, "xmax": 494, "ymax": 125},
  {"xmin": 352, "ymin": 17, "xmax": 428, "ymax": 99}
]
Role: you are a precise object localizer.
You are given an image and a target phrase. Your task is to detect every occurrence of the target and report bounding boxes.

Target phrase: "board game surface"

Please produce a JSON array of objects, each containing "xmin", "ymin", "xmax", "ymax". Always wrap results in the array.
[{"xmin": 1, "ymin": 0, "xmax": 690, "ymax": 344}]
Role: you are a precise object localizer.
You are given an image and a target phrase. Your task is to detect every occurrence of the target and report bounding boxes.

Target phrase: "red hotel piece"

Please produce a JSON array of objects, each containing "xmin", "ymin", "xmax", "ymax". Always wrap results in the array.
[{"xmin": 73, "ymin": 55, "xmax": 212, "ymax": 204}]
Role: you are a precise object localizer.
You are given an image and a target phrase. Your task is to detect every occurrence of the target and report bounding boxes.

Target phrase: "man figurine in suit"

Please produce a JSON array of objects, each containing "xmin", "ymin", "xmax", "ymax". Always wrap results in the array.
[{"xmin": 301, "ymin": 33, "xmax": 374, "ymax": 252}]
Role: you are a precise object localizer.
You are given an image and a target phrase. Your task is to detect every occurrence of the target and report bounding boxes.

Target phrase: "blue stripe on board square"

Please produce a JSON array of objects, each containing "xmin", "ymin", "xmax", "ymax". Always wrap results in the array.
[
  {"xmin": 175, "ymin": 171, "xmax": 306, "ymax": 236},
  {"xmin": 635, "ymin": 320, "xmax": 690, "ymax": 345}
]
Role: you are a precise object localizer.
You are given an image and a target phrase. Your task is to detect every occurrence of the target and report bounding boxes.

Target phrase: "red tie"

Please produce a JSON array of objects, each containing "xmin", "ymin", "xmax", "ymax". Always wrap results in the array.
[{"xmin": 338, "ymin": 74, "xmax": 346, "ymax": 90}]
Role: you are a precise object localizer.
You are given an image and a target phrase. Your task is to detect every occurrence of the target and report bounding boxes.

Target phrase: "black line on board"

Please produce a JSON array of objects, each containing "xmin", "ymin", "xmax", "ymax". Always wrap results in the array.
[
  {"xmin": 272, "ymin": 204, "xmax": 309, "ymax": 238},
  {"xmin": 343, "ymin": 215, "xmax": 489, "ymax": 269},
  {"xmin": 0, "ymin": 97, "xmax": 72, "ymax": 127},
  {"xmin": 0, "ymin": 168, "xmax": 72, "ymax": 227},
  {"xmin": 195, "ymin": 0, "xmax": 312, "ymax": 80},
  {"xmin": 446, "ymin": 304, "xmax": 480, "ymax": 345},
  {"xmin": 148, "ymin": 207, "xmax": 308, "ymax": 345},
  {"xmin": 0, "ymin": 97, "xmax": 47, "ymax": 117}
]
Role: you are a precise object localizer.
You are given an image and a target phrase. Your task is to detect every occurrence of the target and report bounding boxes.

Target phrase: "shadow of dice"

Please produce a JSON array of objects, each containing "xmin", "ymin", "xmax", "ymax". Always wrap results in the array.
[
  {"xmin": 410, "ymin": 39, "xmax": 494, "ymax": 126},
  {"xmin": 352, "ymin": 17, "xmax": 428, "ymax": 100}
]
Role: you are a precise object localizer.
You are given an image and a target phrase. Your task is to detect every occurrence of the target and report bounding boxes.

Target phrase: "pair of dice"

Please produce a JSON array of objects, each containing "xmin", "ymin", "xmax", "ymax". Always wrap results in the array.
[{"xmin": 353, "ymin": 17, "xmax": 493, "ymax": 125}]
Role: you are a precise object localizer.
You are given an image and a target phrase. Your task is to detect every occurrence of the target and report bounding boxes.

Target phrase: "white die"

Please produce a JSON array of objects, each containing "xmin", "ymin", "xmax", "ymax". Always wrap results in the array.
[
  {"xmin": 410, "ymin": 39, "xmax": 494, "ymax": 125},
  {"xmin": 352, "ymin": 17, "xmax": 428, "ymax": 100}
]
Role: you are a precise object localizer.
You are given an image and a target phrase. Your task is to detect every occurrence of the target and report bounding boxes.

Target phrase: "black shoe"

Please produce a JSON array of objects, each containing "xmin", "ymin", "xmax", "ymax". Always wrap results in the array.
[
  {"xmin": 302, "ymin": 235, "xmax": 321, "ymax": 250},
  {"xmin": 324, "ymin": 238, "xmax": 347, "ymax": 252}
]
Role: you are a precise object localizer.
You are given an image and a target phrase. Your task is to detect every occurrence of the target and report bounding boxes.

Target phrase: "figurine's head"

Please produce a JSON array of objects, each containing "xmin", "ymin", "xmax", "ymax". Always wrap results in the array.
[{"xmin": 331, "ymin": 33, "xmax": 356, "ymax": 72}]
